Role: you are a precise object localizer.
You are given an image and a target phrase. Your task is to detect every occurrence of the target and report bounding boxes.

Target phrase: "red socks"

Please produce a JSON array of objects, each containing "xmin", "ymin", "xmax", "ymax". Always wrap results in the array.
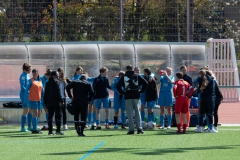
[{"xmin": 183, "ymin": 124, "xmax": 187, "ymax": 134}]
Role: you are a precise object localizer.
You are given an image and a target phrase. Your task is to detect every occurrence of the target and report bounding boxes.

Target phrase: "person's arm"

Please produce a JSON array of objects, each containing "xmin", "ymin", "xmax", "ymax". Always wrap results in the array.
[
  {"xmin": 192, "ymin": 77, "xmax": 199, "ymax": 88},
  {"xmin": 186, "ymin": 85, "xmax": 194, "ymax": 98},
  {"xmin": 54, "ymin": 81, "xmax": 63, "ymax": 103},
  {"xmin": 92, "ymin": 78, "xmax": 98, "ymax": 91},
  {"xmin": 44, "ymin": 81, "xmax": 49, "ymax": 107},
  {"xmin": 66, "ymin": 82, "xmax": 74, "ymax": 99},
  {"xmin": 111, "ymin": 79, "xmax": 118, "ymax": 93},
  {"xmin": 139, "ymin": 75, "xmax": 148, "ymax": 93},
  {"xmin": 116, "ymin": 76, "xmax": 125, "ymax": 95},
  {"xmin": 163, "ymin": 71, "xmax": 174, "ymax": 84},
  {"xmin": 20, "ymin": 75, "xmax": 27, "ymax": 92},
  {"xmin": 24, "ymin": 80, "xmax": 32, "ymax": 105},
  {"xmin": 88, "ymin": 83, "xmax": 94, "ymax": 102},
  {"xmin": 173, "ymin": 82, "xmax": 178, "ymax": 98},
  {"xmin": 106, "ymin": 79, "xmax": 111, "ymax": 90}
]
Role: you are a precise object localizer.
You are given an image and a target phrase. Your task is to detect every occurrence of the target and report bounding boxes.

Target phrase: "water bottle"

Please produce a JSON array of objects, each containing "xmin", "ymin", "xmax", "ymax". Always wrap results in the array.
[{"xmin": 155, "ymin": 117, "xmax": 159, "ymax": 124}]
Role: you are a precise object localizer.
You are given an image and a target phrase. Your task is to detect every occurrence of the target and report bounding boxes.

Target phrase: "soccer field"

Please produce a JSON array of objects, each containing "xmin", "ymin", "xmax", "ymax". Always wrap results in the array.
[{"xmin": 0, "ymin": 125, "xmax": 240, "ymax": 160}]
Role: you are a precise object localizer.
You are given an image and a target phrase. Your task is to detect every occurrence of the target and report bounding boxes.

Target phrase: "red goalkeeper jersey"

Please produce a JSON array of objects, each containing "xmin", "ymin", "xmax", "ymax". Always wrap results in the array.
[{"xmin": 173, "ymin": 79, "xmax": 194, "ymax": 98}]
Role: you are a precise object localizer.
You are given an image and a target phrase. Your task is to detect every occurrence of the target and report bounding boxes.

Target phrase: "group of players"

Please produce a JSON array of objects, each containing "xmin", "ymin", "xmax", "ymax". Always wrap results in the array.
[{"xmin": 19, "ymin": 62, "xmax": 222, "ymax": 136}]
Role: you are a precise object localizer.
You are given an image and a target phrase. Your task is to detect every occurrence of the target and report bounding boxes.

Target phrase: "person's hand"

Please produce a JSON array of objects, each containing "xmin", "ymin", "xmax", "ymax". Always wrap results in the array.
[
  {"xmin": 163, "ymin": 71, "xmax": 167, "ymax": 76},
  {"xmin": 148, "ymin": 78, "xmax": 152, "ymax": 82}
]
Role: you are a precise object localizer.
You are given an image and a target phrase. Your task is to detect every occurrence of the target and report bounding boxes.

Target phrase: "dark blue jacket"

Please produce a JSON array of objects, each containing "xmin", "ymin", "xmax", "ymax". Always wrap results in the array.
[
  {"xmin": 93, "ymin": 75, "xmax": 111, "ymax": 99},
  {"xmin": 183, "ymin": 74, "xmax": 192, "ymax": 86},
  {"xmin": 200, "ymin": 75, "xmax": 215, "ymax": 98}
]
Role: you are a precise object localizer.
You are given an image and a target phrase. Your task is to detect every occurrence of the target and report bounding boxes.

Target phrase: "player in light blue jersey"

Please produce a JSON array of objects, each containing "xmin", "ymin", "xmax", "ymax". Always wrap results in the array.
[
  {"xmin": 158, "ymin": 67, "xmax": 174, "ymax": 129},
  {"xmin": 19, "ymin": 63, "xmax": 32, "ymax": 132},
  {"xmin": 72, "ymin": 66, "xmax": 83, "ymax": 80},
  {"xmin": 111, "ymin": 71, "xmax": 126, "ymax": 129},
  {"xmin": 40, "ymin": 69, "xmax": 52, "ymax": 130}
]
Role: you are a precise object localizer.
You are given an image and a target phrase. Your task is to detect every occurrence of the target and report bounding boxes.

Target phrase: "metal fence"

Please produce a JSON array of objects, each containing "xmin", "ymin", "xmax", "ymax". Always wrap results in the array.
[{"xmin": 0, "ymin": 0, "xmax": 240, "ymax": 45}]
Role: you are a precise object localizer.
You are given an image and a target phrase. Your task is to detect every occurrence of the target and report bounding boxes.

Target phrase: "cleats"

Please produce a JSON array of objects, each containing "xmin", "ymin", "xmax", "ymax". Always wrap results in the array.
[
  {"xmin": 96, "ymin": 126, "xmax": 101, "ymax": 130},
  {"xmin": 48, "ymin": 132, "xmax": 55, "ymax": 135},
  {"xmin": 209, "ymin": 129, "xmax": 218, "ymax": 133},
  {"xmin": 195, "ymin": 126, "xmax": 203, "ymax": 133},
  {"xmin": 21, "ymin": 128, "xmax": 29, "ymax": 132},
  {"xmin": 32, "ymin": 130, "xmax": 43, "ymax": 134},
  {"xmin": 167, "ymin": 126, "xmax": 171, "ymax": 129},
  {"xmin": 114, "ymin": 125, "xmax": 118, "ymax": 129},
  {"xmin": 78, "ymin": 133, "xmax": 86, "ymax": 137},
  {"xmin": 137, "ymin": 129, "xmax": 144, "ymax": 134},
  {"xmin": 127, "ymin": 131, "xmax": 134, "ymax": 135},
  {"xmin": 90, "ymin": 125, "xmax": 95, "ymax": 130},
  {"xmin": 105, "ymin": 124, "xmax": 110, "ymax": 129},
  {"xmin": 121, "ymin": 125, "xmax": 127, "ymax": 129},
  {"xmin": 63, "ymin": 125, "xmax": 68, "ymax": 130},
  {"xmin": 55, "ymin": 131, "xmax": 65, "ymax": 135},
  {"xmin": 27, "ymin": 127, "xmax": 33, "ymax": 131},
  {"xmin": 158, "ymin": 126, "xmax": 164, "ymax": 129}
]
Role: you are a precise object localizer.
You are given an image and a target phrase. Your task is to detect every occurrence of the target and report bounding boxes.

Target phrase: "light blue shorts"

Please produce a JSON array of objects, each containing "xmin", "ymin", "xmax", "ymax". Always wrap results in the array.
[
  {"xmin": 147, "ymin": 101, "xmax": 156, "ymax": 109},
  {"xmin": 29, "ymin": 100, "xmax": 42, "ymax": 110},
  {"xmin": 95, "ymin": 98, "xmax": 109, "ymax": 110},
  {"xmin": 158, "ymin": 91, "xmax": 173, "ymax": 107},
  {"xmin": 20, "ymin": 92, "xmax": 29, "ymax": 108}
]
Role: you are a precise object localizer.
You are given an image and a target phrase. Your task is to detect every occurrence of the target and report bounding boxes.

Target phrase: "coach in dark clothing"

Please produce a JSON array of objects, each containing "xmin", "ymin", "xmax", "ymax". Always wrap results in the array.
[
  {"xmin": 180, "ymin": 65, "xmax": 192, "ymax": 85},
  {"xmin": 44, "ymin": 71, "xmax": 64, "ymax": 135},
  {"xmin": 117, "ymin": 65, "xmax": 148, "ymax": 135},
  {"xmin": 66, "ymin": 74, "xmax": 94, "ymax": 136}
]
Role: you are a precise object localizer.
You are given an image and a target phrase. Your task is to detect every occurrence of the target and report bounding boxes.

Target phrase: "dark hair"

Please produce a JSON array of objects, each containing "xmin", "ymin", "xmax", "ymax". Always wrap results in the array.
[
  {"xmin": 176, "ymin": 72, "xmax": 183, "ymax": 79},
  {"xmin": 51, "ymin": 71, "xmax": 59, "ymax": 78},
  {"xmin": 22, "ymin": 62, "xmax": 31, "ymax": 71},
  {"xmin": 74, "ymin": 66, "xmax": 83, "ymax": 76},
  {"xmin": 134, "ymin": 67, "xmax": 140, "ymax": 70},
  {"xmin": 144, "ymin": 68, "xmax": 151, "ymax": 76},
  {"xmin": 180, "ymin": 65, "xmax": 187, "ymax": 70},
  {"xmin": 126, "ymin": 65, "xmax": 133, "ymax": 71},
  {"xmin": 99, "ymin": 66, "xmax": 108, "ymax": 73},
  {"xmin": 44, "ymin": 68, "xmax": 52, "ymax": 76},
  {"xmin": 32, "ymin": 69, "xmax": 40, "ymax": 80},
  {"xmin": 118, "ymin": 71, "xmax": 125, "ymax": 77}
]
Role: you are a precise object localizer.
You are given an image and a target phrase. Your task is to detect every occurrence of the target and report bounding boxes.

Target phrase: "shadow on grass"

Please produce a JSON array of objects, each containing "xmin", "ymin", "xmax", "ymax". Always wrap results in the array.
[{"xmin": 43, "ymin": 145, "xmax": 240, "ymax": 156}]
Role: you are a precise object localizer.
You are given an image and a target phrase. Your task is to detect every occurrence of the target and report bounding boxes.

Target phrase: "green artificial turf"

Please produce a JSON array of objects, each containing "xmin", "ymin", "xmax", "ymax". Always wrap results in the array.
[{"xmin": 0, "ymin": 125, "xmax": 240, "ymax": 160}]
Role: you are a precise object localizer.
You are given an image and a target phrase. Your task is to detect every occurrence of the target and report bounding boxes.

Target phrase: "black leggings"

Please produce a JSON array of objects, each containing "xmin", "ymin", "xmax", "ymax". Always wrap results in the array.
[
  {"xmin": 62, "ymin": 105, "xmax": 67, "ymax": 125},
  {"xmin": 214, "ymin": 98, "xmax": 221, "ymax": 127},
  {"xmin": 74, "ymin": 106, "xmax": 88, "ymax": 134},
  {"xmin": 48, "ymin": 106, "xmax": 62, "ymax": 133}
]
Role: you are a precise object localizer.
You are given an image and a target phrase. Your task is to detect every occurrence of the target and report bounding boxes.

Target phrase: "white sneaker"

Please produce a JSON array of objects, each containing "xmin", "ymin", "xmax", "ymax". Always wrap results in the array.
[
  {"xmin": 195, "ymin": 126, "xmax": 203, "ymax": 133},
  {"xmin": 44, "ymin": 125, "xmax": 49, "ymax": 129},
  {"xmin": 93, "ymin": 123, "xmax": 97, "ymax": 127},
  {"xmin": 204, "ymin": 128, "xmax": 210, "ymax": 133},
  {"xmin": 167, "ymin": 126, "xmax": 171, "ymax": 129},
  {"xmin": 209, "ymin": 129, "xmax": 218, "ymax": 133},
  {"xmin": 158, "ymin": 126, "xmax": 164, "ymax": 129},
  {"xmin": 214, "ymin": 126, "xmax": 218, "ymax": 131},
  {"xmin": 63, "ymin": 125, "xmax": 68, "ymax": 130}
]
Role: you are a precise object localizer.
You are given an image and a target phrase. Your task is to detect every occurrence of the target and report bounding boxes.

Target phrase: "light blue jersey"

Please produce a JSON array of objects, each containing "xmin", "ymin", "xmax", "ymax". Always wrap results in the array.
[
  {"xmin": 24, "ymin": 78, "xmax": 44, "ymax": 110},
  {"xmin": 159, "ymin": 75, "xmax": 174, "ymax": 92},
  {"xmin": 19, "ymin": 72, "xmax": 30, "ymax": 108},
  {"xmin": 72, "ymin": 74, "xmax": 80, "ymax": 81},
  {"xmin": 87, "ymin": 77, "xmax": 95, "ymax": 86}
]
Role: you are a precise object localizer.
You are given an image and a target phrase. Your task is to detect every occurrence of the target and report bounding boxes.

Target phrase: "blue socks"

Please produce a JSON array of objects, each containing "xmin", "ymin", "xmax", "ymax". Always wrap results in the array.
[
  {"xmin": 121, "ymin": 113, "xmax": 126, "ymax": 124},
  {"xmin": 105, "ymin": 119, "xmax": 109, "ymax": 124},
  {"xmin": 21, "ymin": 115, "xmax": 27, "ymax": 129},
  {"xmin": 32, "ymin": 117, "xmax": 38, "ymax": 131},
  {"xmin": 167, "ymin": 114, "xmax": 172, "ymax": 126},
  {"xmin": 160, "ymin": 115, "xmax": 164, "ymax": 126},
  {"xmin": 141, "ymin": 110, "xmax": 145, "ymax": 121},
  {"xmin": 46, "ymin": 113, "xmax": 49, "ymax": 121},
  {"xmin": 96, "ymin": 119, "xmax": 100, "ymax": 125},
  {"xmin": 27, "ymin": 113, "xmax": 32, "ymax": 128},
  {"xmin": 93, "ymin": 112, "xmax": 96, "ymax": 124},
  {"xmin": 88, "ymin": 113, "xmax": 92, "ymax": 125},
  {"xmin": 148, "ymin": 113, "xmax": 154, "ymax": 122}
]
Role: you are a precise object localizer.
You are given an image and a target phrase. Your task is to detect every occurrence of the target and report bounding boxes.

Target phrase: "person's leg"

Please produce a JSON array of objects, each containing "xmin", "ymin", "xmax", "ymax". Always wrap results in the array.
[
  {"xmin": 186, "ymin": 98, "xmax": 191, "ymax": 127},
  {"xmin": 167, "ymin": 106, "xmax": 172, "ymax": 128},
  {"xmin": 74, "ymin": 107, "xmax": 80, "ymax": 135},
  {"xmin": 88, "ymin": 103, "xmax": 93, "ymax": 126},
  {"xmin": 160, "ymin": 106, "xmax": 165, "ymax": 128},
  {"xmin": 121, "ymin": 98, "xmax": 126, "ymax": 129},
  {"xmin": 31, "ymin": 109, "xmax": 38, "ymax": 131},
  {"xmin": 47, "ymin": 107, "xmax": 54, "ymax": 134},
  {"xmin": 214, "ymin": 99, "xmax": 220, "ymax": 127},
  {"xmin": 207, "ymin": 96, "xmax": 215, "ymax": 131},
  {"xmin": 62, "ymin": 105, "xmax": 67, "ymax": 126},
  {"xmin": 92, "ymin": 103, "xmax": 97, "ymax": 126},
  {"xmin": 80, "ymin": 106, "xmax": 88, "ymax": 136},
  {"xmin": 133, "ymin": 99, "xmax": 143, "ymax": 132},
  {"xmin": 103, "ymin": 98, "xmax": 110, "ymax": 128},
  {"xmin": 44, "ymin": 107, "xmax": 49, "ymax": 121},
  {"xmin": 140, "ymin": 94, "xmax": 146, "ymax": 121},
  {"xmin": 55, "ymin": 106, "xmax": 62, "ymax": 133},
  {"xmin": 196, "ymin": 98, "xmax": 207, "ymax": 132},
  {"xmin": 182, "ymin": 97, "xmax": 188, "ymax": 133},
  {"xmin": 174, "ymin": 98, "xmax": 182, "ymax": 133},
  {"xmin": 125, "ymin": 100, "xmax": 134, "ymax": 132},
  {"xmin": 147, "ymin": 101, "xmax": 154, "ymax": 122},
  {"xmin": 113, "ymin": 98, "xmax": 120, "ymax": 128},
  {"xmin": 95, "ymin": 99, "xmax": 101, "ymax": 128},
  {"xmin": 21, "ymin": 107, "xmax": 29, "ymax": 131}
]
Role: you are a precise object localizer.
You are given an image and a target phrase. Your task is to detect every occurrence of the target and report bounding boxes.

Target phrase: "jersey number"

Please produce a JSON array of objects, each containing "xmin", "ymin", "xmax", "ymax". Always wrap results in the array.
[{"xmin": 182, "ymin": 85, "xmax": 185, "ymax": 96}]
